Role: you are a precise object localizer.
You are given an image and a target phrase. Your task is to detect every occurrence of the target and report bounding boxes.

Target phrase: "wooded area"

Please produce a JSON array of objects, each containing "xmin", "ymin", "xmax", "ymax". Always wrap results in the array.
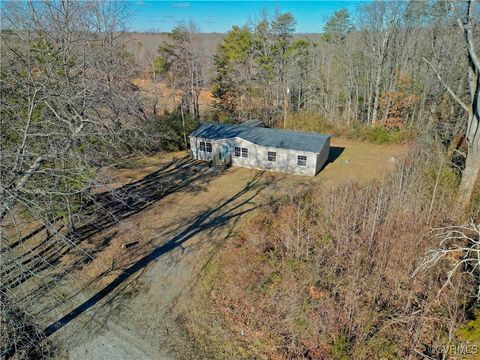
[
  {"xmin": 1, "ymin": 0, "xmax": 479, "ymax": 359},
  {"xmin": 138, "ymin": 1, "xmax": 479, "ymax": 207}
]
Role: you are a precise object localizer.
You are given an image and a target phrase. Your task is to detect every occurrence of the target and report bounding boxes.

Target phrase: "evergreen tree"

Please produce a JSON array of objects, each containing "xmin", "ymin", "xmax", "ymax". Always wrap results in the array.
[
  {"xmin": 212, "ymin": 26, "xmax": 253, "ymax": 118},
  {"xmin": 322, "ymin": 9, "xmax": 354, "ymax": 43}
]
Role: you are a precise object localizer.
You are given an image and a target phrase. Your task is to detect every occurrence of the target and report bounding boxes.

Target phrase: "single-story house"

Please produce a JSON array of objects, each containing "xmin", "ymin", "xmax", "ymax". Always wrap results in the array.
[{"xmin": 189, "ymin": 120, "xmax": 331, "ymax": 176}]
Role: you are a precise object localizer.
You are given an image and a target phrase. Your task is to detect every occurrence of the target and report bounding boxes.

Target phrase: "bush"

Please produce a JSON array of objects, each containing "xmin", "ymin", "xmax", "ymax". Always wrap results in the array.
[
  {"xmin": 346, "ymin": 124, "xmax": 417, "ymax": 144},
  {"xmin": 332, "ymin": 333, "xmax": 352, "ymax": 360},
  {"xmin": 456, "ymin": 310, "xmax": 480, "ymax": 343},
  {"xmin": 156, "ymin": 110, "xmax": 200, "ymax": 151},
  {"xmin": 284, "ymin": 111, "xmax": 339, "ymax": 135},
  {"xmin": 364, "ymin": 126, "xmax": 391, "ymax": 144},
  {"xmin": 284, "ymin": 111, "xmax": 417, "ymax": 145},
  {"xmin": 179, "ymin": 151, "xmax": 472, "ymax": 359}
]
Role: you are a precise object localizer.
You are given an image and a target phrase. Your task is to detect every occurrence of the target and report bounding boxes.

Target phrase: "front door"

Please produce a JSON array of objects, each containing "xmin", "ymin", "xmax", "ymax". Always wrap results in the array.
[{"xmin": 220, "ymin": 144, "xmax": 229, "ymax": 159}]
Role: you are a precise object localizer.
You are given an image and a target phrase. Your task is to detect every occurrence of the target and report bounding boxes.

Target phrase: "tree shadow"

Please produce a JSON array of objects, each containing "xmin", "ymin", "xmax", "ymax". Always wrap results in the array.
[
  {"xmin": 1, "ymin": 156, "xmax": 219, "ymax": 291},
  {"xmin": 43, "ymin": 171, "xmax": 270, "ymax": 337}
]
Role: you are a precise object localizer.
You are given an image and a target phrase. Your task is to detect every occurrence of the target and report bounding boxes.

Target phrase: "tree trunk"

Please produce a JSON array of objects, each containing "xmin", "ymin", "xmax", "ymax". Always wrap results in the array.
[
  {"xmin": 180, "ymin": 103, "xmax": 188, "ymax": 150},
  {"xmin": 457, "ymin": 0, "xmax": 480, "ymax": 208},
  {"xmin": 371, "ymin": 62, "xmax": 382, "ymax": 126},
  {"xmin": 458, "ymin": 143, "xmax": 480, "ymax": 208},
  {"xmin": 152, "ymin": 70, "xmax": 158, "ymax": 116},
  {"xmin": 458, "ymin": 108, "xmax": 480, "ymax": 208},
  {"xmin": 423, "ymin": 0, "xmax": 478, "ymax": 209},
  {"xmin": 194, "ymin": 94, "xmax": 200, "ymax": 119}
]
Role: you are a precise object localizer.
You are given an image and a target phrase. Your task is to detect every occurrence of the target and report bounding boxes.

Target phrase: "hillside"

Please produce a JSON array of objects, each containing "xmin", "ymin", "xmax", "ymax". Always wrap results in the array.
[{"xmin": 2, "ymin": 2, "xmax": 479, "ymax": 359}]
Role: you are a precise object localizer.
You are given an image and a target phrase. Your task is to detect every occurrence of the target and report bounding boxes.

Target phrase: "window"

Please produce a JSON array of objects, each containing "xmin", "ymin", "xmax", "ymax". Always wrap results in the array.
[
  {"xmin": 241, "ymin": 148, "xmax": 248, "ymax": 158},
  {"xmin": 267, "ymin": 151, "xmax": 276, "ymax": 162},
  {"xmin": 234, "ymin": 146, "xmax": 241, "ymax": 157},
  {"xmin": 199, "ymin": 141, "xmax": 205, "ymax": 152},
  {"xmin": 297, "ymin": 155, "xmax": 307, "ymax": 166},
  {"xmin": 206, "ymin": 142, "xmax": 212, "ymax": 153}
]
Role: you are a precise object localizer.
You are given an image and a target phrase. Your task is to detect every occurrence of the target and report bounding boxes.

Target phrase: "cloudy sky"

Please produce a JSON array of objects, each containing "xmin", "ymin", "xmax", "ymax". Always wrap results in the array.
[{"xmin": 129, "ymin": 1, "xmax": 366, "ymax": 33}]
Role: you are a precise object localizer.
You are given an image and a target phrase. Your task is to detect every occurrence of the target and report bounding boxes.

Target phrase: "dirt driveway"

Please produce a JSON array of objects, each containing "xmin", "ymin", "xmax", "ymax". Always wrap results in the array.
[{"xmin": 38, "ymin": 138, "xmax": 406, "ymax": 359}]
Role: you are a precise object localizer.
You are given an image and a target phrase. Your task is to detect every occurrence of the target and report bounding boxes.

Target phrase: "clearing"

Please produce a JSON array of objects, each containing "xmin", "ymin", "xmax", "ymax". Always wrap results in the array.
[{"xmin": 11, "ymin": 138, "xmax": 406, "ymax": 359}]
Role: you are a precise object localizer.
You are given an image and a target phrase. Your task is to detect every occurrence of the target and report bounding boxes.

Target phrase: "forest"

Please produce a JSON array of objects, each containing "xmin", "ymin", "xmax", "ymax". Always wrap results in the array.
[{"xmin": 1, "ymin": 0, "xmax": 479, "ymax": 359}]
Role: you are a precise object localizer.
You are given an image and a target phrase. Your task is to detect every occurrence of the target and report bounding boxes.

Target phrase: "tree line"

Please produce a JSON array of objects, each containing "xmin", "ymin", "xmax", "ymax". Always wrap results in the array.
[
  {"xmin": 152, "ymin": 0, "xmax": 479, "ymax": 208},
  {"xmin": 1, "ymin": 1, "xmax": 163, "ymax": 357},
  {"xmin": 0, "ymin": 0, "xmax": 478, "ymax": 357}
]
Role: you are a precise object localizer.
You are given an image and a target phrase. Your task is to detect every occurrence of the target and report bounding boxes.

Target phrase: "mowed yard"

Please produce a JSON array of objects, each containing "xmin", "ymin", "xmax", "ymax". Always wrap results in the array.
[
  {"xmin": 30, "ymin": 138, "xmax": 406, "ymax": 359},
  {"xmin": 107, "ymin": 137, "xmax": 405, "ymax": 193}
]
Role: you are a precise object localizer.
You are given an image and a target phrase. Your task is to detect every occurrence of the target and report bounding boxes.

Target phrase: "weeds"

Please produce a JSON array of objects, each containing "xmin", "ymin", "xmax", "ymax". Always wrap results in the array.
[
  {"xmin": 284, "ymin": 111, "xmax": 417, "ymax": 145},
  {"xmin": 179, "ymin": 150, "xmax": 476, "ymax": 359},
  {"xmin": 344, "ymin": 123, "xmax": 417, "ymax": 144}
]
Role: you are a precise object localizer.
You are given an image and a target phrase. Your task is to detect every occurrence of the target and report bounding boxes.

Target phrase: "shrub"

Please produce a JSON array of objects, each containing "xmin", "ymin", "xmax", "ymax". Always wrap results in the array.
[
  {"xmin": 180, "ymin": 151, "xmax": 472, "ymax": 359},
  {"xmin": 156, "ymin": 110, "xmax": 200, "ymax": 151},
  {"xmin": 284, "ymin": 111, "xmax": 417, "ymax": 145},
  {"xmin": 346, "ymin": 124, "xmax": 417, "ymax": 144},
  {"xmin": 456, "ymin": 310, "xmax": 480, "ymax": 343},
  {"xmin": 332, "ymin": 333, "xmax": 352, "ymax": 360},
  {"xmin": 284, "ymin": 111, "xmax": 339, "ymax": 135},
  {"xmin": 365, "ymin": 126, "xmax": 391, "ymax": 144}
]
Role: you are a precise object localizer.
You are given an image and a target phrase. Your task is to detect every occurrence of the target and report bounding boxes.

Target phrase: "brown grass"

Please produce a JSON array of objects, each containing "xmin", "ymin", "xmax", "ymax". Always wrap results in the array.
[
  {"xmin": 132, "ymin": 78, "xmax": 214, "ymax": 115},
  {"xmin": 4, "ymin": 138, "xmax": 412, "ymax": 359},
  {"xmin": 178, "ymin": 150, "xmax": 474, "ymax": 359}
]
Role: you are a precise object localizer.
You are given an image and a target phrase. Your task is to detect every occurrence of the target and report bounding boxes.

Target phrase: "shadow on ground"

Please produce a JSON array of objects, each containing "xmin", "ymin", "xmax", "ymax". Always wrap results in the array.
[
  {"xmin": 43, "ymin": 170, "xmax": 270, "ymax": 336},
  {"xmin": 1, "ymin": 157, "xmax": 218, "ymax": 291},
  {"xmin": 327, "ymin": 146, "xmax": 345, "ymax": 164}
]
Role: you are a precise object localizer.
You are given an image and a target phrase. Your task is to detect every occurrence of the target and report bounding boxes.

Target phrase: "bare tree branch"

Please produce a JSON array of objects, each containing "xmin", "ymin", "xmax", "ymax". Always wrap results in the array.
[{"xmin": 423, "ymin": 57, "xmax": 470, "ymax": 114}]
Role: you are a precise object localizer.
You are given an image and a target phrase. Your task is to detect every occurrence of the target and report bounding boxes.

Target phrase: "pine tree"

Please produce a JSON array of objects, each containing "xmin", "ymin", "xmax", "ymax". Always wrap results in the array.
[{"xmin": 322, "ymin": 9, "xmax": 354, "ymax": 43}]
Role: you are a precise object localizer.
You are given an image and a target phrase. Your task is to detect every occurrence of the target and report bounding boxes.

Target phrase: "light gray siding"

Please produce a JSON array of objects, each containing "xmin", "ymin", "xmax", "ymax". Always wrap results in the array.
[
  {"xmin": 189, "ymin": 135, "xmax": 329, "ymax": 176},
  {"xmin": 190, "ymin": 136, "xmax": 232, "ymax": 162},
  {"xmin": 315, "ymin": 136, "xmax": 331, "ymax": 174},
  {"xmin": 229, "ymin": 138, "xmax": 318, "ymax": 176}
]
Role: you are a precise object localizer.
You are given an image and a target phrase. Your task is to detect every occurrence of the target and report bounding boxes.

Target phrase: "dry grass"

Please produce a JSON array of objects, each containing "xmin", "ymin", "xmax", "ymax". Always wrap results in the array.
[
  {"xmin": 132, "ymin": 78, "xmax": 214, "ymax": 115},
  {"xmin": 3, "ymin": 138, "xmax": 412, "ymax": 359},
  {"xmin": 70, "ymin": 140, "xmax": 406, "ymax": 299},
  {"xmin": 177, "ymin": 150, "xmax": 475, "ymax": 359}
]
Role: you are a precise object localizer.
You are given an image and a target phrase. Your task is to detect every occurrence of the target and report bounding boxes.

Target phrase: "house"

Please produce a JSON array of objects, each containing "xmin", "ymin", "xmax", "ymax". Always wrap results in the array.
[{"xmin": 189, "ymin": 121, "xmax": 331, "ymax": 176}]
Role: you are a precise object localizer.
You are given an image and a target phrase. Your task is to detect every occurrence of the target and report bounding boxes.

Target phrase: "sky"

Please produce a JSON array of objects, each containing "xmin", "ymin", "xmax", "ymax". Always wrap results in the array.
[{"xmin": 128, "ymin": 1, "xmax": 368, "ymax": 33}]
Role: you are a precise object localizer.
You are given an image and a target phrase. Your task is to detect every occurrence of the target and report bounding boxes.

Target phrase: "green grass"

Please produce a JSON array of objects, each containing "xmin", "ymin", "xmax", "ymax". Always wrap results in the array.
[
  {"xmin": 456, "ymin": 310, "xmax": 480, "ymax": 343},
  {"xmin": 332, "ymin": 332, "xmax": 352, "ymax": 360}
]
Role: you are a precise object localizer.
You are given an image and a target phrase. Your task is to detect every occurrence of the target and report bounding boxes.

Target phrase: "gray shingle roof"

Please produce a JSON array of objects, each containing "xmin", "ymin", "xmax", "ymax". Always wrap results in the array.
[
  {"xmin": 190, "ymin": 123, "xmax": 331, "ymax": 153},
  {"xmin": 240, "ymin": 119, "xmax": 265, "ymax": 127}
]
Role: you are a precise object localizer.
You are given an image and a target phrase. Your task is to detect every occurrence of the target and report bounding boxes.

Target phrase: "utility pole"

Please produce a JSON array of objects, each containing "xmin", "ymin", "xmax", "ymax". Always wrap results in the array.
[
  {"xmin": 283, "ymin": 87, "xmax": 289, "ymax": 129},
  {"xmin": 180, "ymin": 98, "xmax": 188, "ymax": 150}
]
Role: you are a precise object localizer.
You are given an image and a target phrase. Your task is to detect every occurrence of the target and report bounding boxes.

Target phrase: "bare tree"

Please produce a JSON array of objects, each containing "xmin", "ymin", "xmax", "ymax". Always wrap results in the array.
[
  {"xmin": 1, "ymin": 0, "xmax": 154, "ymax": 224},
  {"xmin": 1, "ymin": 291, "xmax": 47, "ymax": 359},
  {"xmin": 358, "ymin": 1, "xmax": 404, "ymax": 125},
  {"xmin": 1, "ymin": 1, "xmax": 160, "ymax": 356},
  {"xmin": 456, "ymin": 0, "xmax": 480, "ymax": 207},
  {"xmin": 157, "ymin": 21, "xmax": 206, "ymax": 119},
  {"xmin": 424, "ymin": 0, "xmax": 479, "ymax": 207},
  {"xmin": 414, "ymin": 222, "xmax": 480, "ymax": 301}
]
